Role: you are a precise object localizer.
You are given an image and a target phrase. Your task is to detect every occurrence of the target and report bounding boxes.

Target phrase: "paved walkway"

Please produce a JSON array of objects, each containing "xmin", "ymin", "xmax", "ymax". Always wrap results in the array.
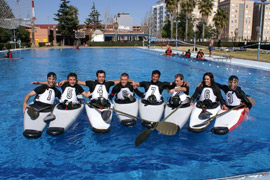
[{"xmin": 146, "ymin": 48, "xmax": 270, "ymax": 71}]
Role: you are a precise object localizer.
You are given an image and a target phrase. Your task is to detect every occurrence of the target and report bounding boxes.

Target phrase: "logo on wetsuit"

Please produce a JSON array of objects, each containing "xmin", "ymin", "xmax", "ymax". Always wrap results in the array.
[
  {"xmin": 204, "ymin": 89, "xmax": 210, "ymax": 99},
  {"xmin": 47, "ymin": 90, "xmax": 52, "ymax": 101},
  {"xmin": 227, "ymin": 92, "xmax": 233, "ymax": 104},
  {"xmin": 97, "ymin": 85, "xmax": 103, "ymax": 97},
  {"xmin": 67, "ymin": 88, "xmax": 73, "ymax": 99}
]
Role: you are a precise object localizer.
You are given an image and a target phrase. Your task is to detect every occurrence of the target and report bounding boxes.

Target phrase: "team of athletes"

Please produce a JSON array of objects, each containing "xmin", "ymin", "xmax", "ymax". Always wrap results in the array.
[{"xmin": 23, "ymin": 70, "xmax": 252, "ymax": 116}]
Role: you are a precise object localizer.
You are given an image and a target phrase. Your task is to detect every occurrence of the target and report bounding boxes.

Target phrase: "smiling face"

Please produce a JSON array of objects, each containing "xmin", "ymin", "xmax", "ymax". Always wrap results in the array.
[
  {"xmin": 47, "ymin": 77, "xmax": 56, "ymax": 87},
  {"xmin": 120, "ymin": 75, "xmax": 128, "ymax": 86},
  {"xmin": 152, "ymin": 74, "xmax": 160, "ymax": 83},
  {"xmin": 229, "ymin": 80, "xmax": 238, "ymax": 90},
  {"xmin": 175, "ymin": 77, "xmax": 183, "ymax": 87},
  {"xmin": 97, "ymin": 73, "xmax": 105, "ymax": 84},
  {"xmin": 68, "ymin": 76, "xmax": 77, "ymax": 87},
  {"xmin": 204, "ymin": 75, "xmax": 211, "ymax": 86}
]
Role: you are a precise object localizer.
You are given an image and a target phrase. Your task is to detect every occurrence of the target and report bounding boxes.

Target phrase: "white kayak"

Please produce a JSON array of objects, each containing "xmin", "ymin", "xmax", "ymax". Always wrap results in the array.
[
  {"xmin": 211, "ymin": 107, "xmax": 247, "ymax": 135},
  {"xmin": 85, "ymin": 103, "xmax": 113, "ymax": 133},
  {"xmin": 113, "ymin": 99, "xmax": 139, "ymax": 126},
  {"xmin": 138, "ymin": 99, "xmax": 164, "ymax": 127},
  {"xmin": 23, "ymin": 105, "xmax": 52, "ymax": 139},
  {"xmin": 47, "ymin": 103, "xmax": 84, "ymax": 136},
  {"xmin": 164, "ymin": 104, "xmax": 193, "ymax": 129},
  {"xmin": 188, "ymin": 103, "xmax": 220, "ymax": 133}
]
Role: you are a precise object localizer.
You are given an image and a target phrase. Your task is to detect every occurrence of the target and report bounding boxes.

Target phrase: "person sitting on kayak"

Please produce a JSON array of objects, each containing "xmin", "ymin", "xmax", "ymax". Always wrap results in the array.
[
  {"xmin": 168, "ymin": 74, "xmax": 190, "ymax": 108},
  {"xmin": 190, "ymin": 72, "xmax": 227, "ymax": 110},
  {"xmin": 196, "ymin": 49, "xmax": 205, "ymax": 60},
  {"xmin": 58, "ymin": 72, "xmax": 90, "ymax": 109},
  {"xmin": 5, "ymin": 49, "xmax": 12, "ymax": 58},
  {"xmin": 216, "ymin": 75, "xmax": 252, "ymax": 113},
  {"xmin": 185, "ymin": 49, "xmax": 191, "ymax": 58},
  {"xmin": 23, "ymin": 72, "xmax": 61, "ymax": 113},
  {"xmin": 132, "ymin": 70, "xmax": 173, "ymax": 105},
  {"xmin": 165, "ymin": 45, "xmax": 174, "ymax": 56},
  {"xmin": 108, "ymin": 73, "xmax": 144, "ymax": 103}
]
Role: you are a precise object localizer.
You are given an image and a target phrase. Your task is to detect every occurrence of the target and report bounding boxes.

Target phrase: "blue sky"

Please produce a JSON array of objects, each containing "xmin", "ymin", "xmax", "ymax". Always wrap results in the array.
[{"xmin": 34, "ymin": 0, "xmax": 157, "ymax": 25}]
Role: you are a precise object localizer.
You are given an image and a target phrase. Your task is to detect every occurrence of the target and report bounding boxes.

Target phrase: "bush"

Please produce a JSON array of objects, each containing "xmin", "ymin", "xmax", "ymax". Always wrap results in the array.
[{"xmin": 39, "ymin": 42, "xmax": 46, "ymax": 47}]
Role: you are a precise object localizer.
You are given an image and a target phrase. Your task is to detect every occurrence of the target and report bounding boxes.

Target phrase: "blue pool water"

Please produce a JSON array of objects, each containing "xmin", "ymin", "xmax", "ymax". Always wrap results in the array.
[{"xmin": 0, "ymin": 48, "xmax": 270, "ymax": 180}]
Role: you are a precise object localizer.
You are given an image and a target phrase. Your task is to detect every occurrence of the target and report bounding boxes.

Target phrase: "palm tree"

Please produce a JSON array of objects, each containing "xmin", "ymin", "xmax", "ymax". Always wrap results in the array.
[
  {"xmin": 181, "ymin": 0, "xmax": 196, "ymax": 41},
  {"xmin": 198, "ymin": 0, "xmax": 214, "ymax": 41},
  {"xmin": 213, "ymin": 9, "xmax": 229, "ymax": 40},
  {"xmin": 165, "ymin": 0, "xmax": 179, "ymax": 39}
]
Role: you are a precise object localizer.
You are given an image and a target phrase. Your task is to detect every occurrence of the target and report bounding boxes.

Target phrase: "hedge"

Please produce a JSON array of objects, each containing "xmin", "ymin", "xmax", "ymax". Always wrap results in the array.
[{"xmin": 0, "ymin": 42, "xmax": 31, "ymax": 50}]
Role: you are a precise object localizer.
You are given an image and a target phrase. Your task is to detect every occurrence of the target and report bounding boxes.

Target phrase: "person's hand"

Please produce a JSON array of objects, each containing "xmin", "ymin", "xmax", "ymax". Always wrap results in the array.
[
  {"xmin": 197, "ymin": 82, "xmax": 203, "ymax": 87},
  {"xmin": 23, "ymin": 103, "xmax": 30, "ymax": 113},
  {"xmin": 190, "ymin": 101, "xmax": 193, "ymax": 106},
  {"xmin": 169, "ymin": 89, "xmax": 175, "ymax": 94},
  {"xmin": 58, "ymin": 80, "xmax": 66, "ymax": 86},
  {"xmin": 132, "ymin": 83, "xmax": 137, "ymax": 89},
  {"xmin": 244, "ymin": 107, "xmax": 250, "ymax": 113},
  {"xmin": 221, "ymin": 104, "xmax": 228, "ymax": 110},
  {"xmin": 30, "ymin": 81, "xmax": 39, "ymax": 85},
  {"xmin": 183, "ymin": 81, "xmax": 190, "ymax": 87}
]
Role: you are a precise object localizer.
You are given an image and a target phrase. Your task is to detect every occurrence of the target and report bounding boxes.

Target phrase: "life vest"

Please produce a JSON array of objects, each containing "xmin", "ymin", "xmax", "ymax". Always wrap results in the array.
[
  {"xmin": 143, "ymin": 84, "xmax": 162, "ymax": 102},
  {"xmin": 8, "ymin": 52, "xmax": 12, "ymax": 58},
  {"xmin": 91, "ymin": 84, "xmax": 109, "ymax": 100},
  {"xmin": 35, "ymin": 88, "xmax": 56, "ymax": 105},
  {"xmin": 60, "ymin": 86, "xmax": 79, "ymax": 103},
  {"xmin": 171, "ymin": 87, "xmax": 189, "ymax": 104},
  {"xmin": 225, "ymin": 91, "xmax": 242, "ymax": 106},
  {"xmin": 116, "ymin": 87, "xmax": 133, "ymax": 100},
  {"xmin": 199, "ymin": 87, "xmax": 217, "ymax": 103}
]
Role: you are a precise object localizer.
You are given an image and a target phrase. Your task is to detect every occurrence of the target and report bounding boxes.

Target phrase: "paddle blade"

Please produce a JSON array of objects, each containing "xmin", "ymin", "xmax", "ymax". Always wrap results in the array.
[
  {"xmin": 27, "ymin": 107, "xmax": 39, "ymax": 120},
  {"xmin": 198, "ymin": 109, "xmax": 212, "ymax": 120},
  {"xmin": 135, "ymin": 129, "xmax": 152, "ymax": 146},
  {"xmin": 43, "ymin": 114, "xmax": 56, "ymax": 123},
  {"xmin": 101, "ymin": 110, "xmax": 112, "ymax": 122},
  {"xmin": 156, "ymin": 121, "xmax": 178, "ymax": 136}
]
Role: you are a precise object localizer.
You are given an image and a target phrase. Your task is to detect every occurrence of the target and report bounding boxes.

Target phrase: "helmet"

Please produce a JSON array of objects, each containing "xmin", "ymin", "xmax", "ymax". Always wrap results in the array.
[
  {"xmin": 228, "ymin": 75, "xmax": 239, "ymax": 82},
  {"xmin": 147, "ymin": 95, "xmax": 157, "ymax": 104},
  {"xmin": 47, "ymin": 72, "xmax": 57, "ymax": 79},
  {"xmin": 170, "ymin": 96, "xmax": 180, "ymax": 107}
]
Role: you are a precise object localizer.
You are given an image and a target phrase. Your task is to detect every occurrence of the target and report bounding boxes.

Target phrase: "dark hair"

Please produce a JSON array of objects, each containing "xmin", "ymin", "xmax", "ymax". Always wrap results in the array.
[
  {"xmin": 202, "ymin": 72, "xmax": 214, "ymax": 85},
  {"xmin": 228, "ymin": 75, "xmax": 239, "ymax": 82},
  {"xmin": 152, "ymin": 70, "xmax": 161, "ymax": 76},
  {"xmin": 175, "ymin": 74, "xmax": 184, "ymax": 80},
  {"xmin": 47, "ymin": 72, "xmax": 57, "ymax": 79},
  {"xmin": 67, "ymin": 72, "xmax": 77, "ymax": 80},
  {"xmin": 121, "ymin": 73, "xmax": 129, "ymax": 78},
  {"xmin": 96, "ymin": 70, "xmax": 106, "ymax": 77}
]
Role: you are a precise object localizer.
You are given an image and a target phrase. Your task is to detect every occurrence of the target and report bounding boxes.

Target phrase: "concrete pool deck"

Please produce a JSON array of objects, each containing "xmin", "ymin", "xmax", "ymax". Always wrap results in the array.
[{"xmin": 145, "ymin": 48, "xmax": 270, "ymax": 72}]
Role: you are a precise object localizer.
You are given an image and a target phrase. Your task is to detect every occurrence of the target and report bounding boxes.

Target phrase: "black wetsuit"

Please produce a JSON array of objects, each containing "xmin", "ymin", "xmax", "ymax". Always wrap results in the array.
[
  {"xmin": 61, "ymin": 82, "xmax": 85, "ymax": 95},
  {"xmin": 32, "ymin": 85, "xmax": 61, "ymax": 109},
  {"xmin": 109, "ymin": 82, "xmax": 144, "ymax": 102},
  {"xmin": 216, "ymin": 83, "xmax": 252, "ymax": 109},
  {"xmin": 85, "ymin": 80, "xmax": 114, "ymax": 94},
  {"xmin": 191, "ymin": 83, "xmax": 225, "ymax": 108},
  {"xmin": 168, "ymin": 83, "xmax": 189, "ymax": 95}
]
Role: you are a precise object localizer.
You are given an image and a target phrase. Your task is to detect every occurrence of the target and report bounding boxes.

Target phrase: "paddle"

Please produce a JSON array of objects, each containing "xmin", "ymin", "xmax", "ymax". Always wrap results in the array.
[
  {"xmin": 135, "ymin": 103, "xmax": 182, "ymax": 147},
  {"xmin": 43, "ymin": 104, "xmax": 57, "ymax": 123},
  {"xmin": 87, "ymin": 102, "xmax": 112, "ymax": 122},
  {"xmin": 27, "ymin": 106, "xmax": 53, "ymax": 120},
  {"xmin": 198, "ymin": 101, "xmax": 212, "ymax": 120},
  {"xmin": 194, "ymin": 96, "xmax": 255, "ymax": 128}
]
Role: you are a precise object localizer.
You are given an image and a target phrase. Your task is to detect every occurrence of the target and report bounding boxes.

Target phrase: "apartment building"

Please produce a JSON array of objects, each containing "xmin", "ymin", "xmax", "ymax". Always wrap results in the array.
[
  {"xmin": 152, "ymin": 0, "xmax": 170, "ymax": 37},
  {"xmin": 219, "ymin": 0, "xmax": 254, "ymax": 40}
]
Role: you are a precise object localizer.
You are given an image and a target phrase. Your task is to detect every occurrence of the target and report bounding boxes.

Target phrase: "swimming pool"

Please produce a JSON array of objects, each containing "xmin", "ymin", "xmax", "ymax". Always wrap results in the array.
[{"xmin": 0, "ymin": 48, "xmax": 269, "ymax": 179}]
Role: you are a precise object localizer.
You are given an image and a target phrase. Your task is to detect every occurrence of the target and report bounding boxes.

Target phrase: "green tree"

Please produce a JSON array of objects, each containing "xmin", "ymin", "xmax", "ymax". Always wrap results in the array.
[
  {"xmin": 213, "ymin": 9, "xmax": 229, "ymax": 40},
  {"xmin": 198, "ymin": 0, "xmax": 214, "ymax": 41},
  {"xmin": 196, "ymin": 21, "xmax": 215, "ymax": 40},
  {"xmin": 165, "ymin": 0, "xmax": 178, "ymax": 39},
  {"xmin": 162, "ymin": 18, "xmax": 171, "ymax": 38},
  {"xmin": 181, "ymin": 0, "xmax": 196, "ymax": 41},
  {"xmin": 85, "ymin": 3, "xmax": 102, "ymax": 30},
  {"xmin": 54, "ymin": 0, "xmax": 79, "ymax": 45},
  {"xmin": 17, "ymin": 27, "xmax": 30, "ymax": 42},
  {"xmin": 0, "ymin": 27, "xmax": 10, "ymax": 43}
]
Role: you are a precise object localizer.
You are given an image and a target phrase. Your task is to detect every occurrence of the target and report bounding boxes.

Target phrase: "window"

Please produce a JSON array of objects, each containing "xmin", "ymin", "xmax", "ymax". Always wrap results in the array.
[
  {"xmin": 235, "ymin": 10, "xmax": 238, "ymax": 13},
  {"xmin": 232, "ymin": 20, "xmax": 234, "ymax": 23},
  {"xmin": 246, "ymin": 5, "xmax": 248, "ymax": 8},
  {"xmin": 235, "ymin": 20, "xmax": 237, "ymax": 23}
]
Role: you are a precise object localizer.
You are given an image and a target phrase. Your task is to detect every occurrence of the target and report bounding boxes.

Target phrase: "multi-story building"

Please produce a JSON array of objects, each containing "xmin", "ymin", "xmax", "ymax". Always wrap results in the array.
[
  {"xmin": 252, "ymin": 1, "xmax": 270, "ymax": 41},
  {"xmin": 152, "ymin": 0, "xmax": 170, "ymax": 37},
  {"xmin": 113, "ymin": 12, "xmax": 133, "ymax": 31},
  {"xmin": 219, "ymin": 0, "xmax": 254, "ymax": 41}
]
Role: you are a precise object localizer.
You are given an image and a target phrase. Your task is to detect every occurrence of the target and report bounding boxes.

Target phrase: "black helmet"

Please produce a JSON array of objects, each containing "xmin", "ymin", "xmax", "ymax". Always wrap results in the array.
[
  {"xmin": 47, "ymin": 72, "xmax": 57, "ymax": 79},
  {"xmin": 228, "ymin": 75, "xmax": 239, "ymax": 82},
  {"xmin": 147, "ymin": 95, "xmax": 157, "ymax": 104},
  {"xmin": 170, "ymin": 96, "xmax": 180, "ymax": 106}
]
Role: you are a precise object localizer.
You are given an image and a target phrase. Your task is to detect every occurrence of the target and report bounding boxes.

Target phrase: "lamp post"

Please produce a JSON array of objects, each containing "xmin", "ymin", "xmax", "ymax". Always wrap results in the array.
[
  {"xmin": 175, "ymin": 20, "xmax": 179, "ymax": 50},
  {"xmin": 257, "ymin": 0, "xmax": 269, "ymax": 61},
  {"xmin": 113, "ymin": 21, "xmax": 119, "ymax": 42}
]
